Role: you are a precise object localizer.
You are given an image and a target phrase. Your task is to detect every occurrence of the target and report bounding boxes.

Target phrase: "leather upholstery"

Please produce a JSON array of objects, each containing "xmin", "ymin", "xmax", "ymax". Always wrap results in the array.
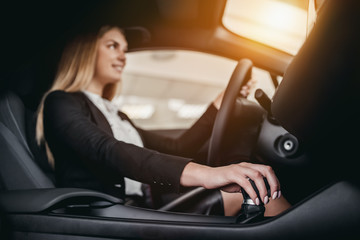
[{"xmin": 0, "ymin": 92, "xmax": 54, "ymax": 190}]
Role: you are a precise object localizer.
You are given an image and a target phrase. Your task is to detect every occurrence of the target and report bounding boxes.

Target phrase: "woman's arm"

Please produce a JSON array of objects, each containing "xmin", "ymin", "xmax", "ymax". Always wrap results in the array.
[
  {"xmin": 138, "ymin": 104, "xmax": 218, "ymax": 157},
  {"xmin": 43, "ymin": 90, "xmax": 191, "ymax": 192},
  {"xmin": 180, "ymin": 161, "xmax": 281, "ymax": 205},
  {"xmin": 139, "ymin": 79, "xmax": 257, "ymax": 158}
]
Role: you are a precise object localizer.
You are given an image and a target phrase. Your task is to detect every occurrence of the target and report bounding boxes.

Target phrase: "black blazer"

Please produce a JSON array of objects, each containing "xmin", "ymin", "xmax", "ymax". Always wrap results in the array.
[{"xmin": 43, "ymin": 90, "xmax": 217, "ymax": 199}]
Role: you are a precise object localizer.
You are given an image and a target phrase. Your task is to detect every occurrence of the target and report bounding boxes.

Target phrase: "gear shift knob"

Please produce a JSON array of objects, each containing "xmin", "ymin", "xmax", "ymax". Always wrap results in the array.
[
  {"xmin": 241, "ymin": 177, "xmax": 270, "ymax": 205},
  {"xmin": 241, "ymin": 185, "xmax": 256, "ymax": 205},
  {"xmin": 237, "ymin": 178, "xmax": 269, "ymax": 223}
]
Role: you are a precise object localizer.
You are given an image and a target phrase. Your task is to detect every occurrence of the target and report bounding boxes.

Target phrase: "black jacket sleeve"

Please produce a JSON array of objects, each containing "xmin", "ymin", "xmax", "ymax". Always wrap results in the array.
[
  {"xmin": 43, "ymin": 90, "xmax": 191, "ymax": 192},
  {"xmin": 138, "ymin": 104, "xmax": 218, "ymax": 159}
]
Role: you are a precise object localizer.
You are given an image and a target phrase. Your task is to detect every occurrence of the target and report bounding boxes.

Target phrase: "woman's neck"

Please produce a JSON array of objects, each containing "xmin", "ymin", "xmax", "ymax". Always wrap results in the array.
[{"xmin": 86, "ymin": 80, "xmax": 104, "ymax": 96}]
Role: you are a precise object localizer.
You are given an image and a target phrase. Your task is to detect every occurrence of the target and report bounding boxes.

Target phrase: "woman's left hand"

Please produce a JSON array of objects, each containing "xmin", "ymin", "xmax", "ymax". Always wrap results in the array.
[{"xmin": 213, "ymin": 78, "xmax": 257, "ymax": 109}]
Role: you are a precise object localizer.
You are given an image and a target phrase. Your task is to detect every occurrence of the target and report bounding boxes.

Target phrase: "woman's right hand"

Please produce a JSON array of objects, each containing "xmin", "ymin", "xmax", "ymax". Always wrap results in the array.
[{"xmin": 180, "ymin": 161, "xmax": 281, "ymax": 205}]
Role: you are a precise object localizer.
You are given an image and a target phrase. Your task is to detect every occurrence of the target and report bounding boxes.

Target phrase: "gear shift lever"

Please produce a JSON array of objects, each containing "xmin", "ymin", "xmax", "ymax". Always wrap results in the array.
[{"xmin": 237, "ymin": 178, "xmax": 269, "ymax": 223}]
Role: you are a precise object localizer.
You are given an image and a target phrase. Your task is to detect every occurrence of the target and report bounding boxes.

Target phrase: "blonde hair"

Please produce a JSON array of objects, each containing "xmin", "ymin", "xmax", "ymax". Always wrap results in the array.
[{"xmin": 36, "ymin": 26, "xmax": 124, "ymax": 168}]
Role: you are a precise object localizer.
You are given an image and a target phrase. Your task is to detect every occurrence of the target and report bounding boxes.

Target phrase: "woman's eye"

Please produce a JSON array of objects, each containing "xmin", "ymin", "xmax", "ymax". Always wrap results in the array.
[{"xmin": 107, "ymin": 43, "xmax": 118, "ymax": 49}]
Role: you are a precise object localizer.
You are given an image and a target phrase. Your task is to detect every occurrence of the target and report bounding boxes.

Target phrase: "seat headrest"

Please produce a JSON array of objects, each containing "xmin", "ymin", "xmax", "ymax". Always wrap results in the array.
[{"xmin": 271, "ymin": 0, "xmax": 360, "ymax": 143}]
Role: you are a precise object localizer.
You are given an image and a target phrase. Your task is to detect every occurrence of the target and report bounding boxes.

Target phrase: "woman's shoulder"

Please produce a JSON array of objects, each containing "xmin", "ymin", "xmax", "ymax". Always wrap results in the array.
[
  {"xmin": 46, "ymin": 90, "xmax": 88, "ymax": 102},
  {"xmin": 44, "ymin": 90, "xmax": 88, "ymax": 108},
  {"xmin": 46, "ymin": 90, "xmax": 84, "ymax": 98}
]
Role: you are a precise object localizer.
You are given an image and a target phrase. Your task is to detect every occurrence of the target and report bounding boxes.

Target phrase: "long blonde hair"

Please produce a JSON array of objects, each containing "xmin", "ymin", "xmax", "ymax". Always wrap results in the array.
[{"xmin": 36, "ymin": 25, "xmax": 123, "ymax": 168}]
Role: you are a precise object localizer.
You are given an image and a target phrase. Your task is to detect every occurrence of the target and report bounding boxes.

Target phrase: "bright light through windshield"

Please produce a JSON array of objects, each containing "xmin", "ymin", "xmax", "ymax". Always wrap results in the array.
[{"xmin": 223, "ymin": 0, "xmax": 308, "ymax": 55}]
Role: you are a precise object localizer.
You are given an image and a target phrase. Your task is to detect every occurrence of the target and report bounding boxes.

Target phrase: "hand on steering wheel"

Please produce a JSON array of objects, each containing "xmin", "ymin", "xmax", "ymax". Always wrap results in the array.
[{"xmin": 213, "ymin": 78, "xmax": 256, "ymax": 109}]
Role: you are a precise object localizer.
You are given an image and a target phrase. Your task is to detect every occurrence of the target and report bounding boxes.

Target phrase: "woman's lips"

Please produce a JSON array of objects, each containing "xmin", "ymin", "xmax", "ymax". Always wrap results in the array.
[{"xmin": 112, "ymin": 64, "xmax": 124, "ymax": 72}]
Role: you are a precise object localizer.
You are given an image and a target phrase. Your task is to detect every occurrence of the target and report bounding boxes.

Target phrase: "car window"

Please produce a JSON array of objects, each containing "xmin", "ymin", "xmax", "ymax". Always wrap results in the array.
[
  {"xmin": 114, "ymin": 50, "xmax": 276, "ymax": 130},
  {"xmin": 222, "ymin": 0, "xmax": 308, "ymax": 55}
]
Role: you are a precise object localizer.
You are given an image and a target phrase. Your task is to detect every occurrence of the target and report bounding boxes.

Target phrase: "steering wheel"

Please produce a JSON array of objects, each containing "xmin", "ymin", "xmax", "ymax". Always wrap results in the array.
[{"xmin": 207, "ymin": 58, "xmax": 253, "ymax": 167}]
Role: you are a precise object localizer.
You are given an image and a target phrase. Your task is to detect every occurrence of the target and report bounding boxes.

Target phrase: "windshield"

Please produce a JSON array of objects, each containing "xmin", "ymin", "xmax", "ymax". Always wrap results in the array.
[{"xmin": 222, "ymin": 0, "xmax": 308, "ymax": 55}]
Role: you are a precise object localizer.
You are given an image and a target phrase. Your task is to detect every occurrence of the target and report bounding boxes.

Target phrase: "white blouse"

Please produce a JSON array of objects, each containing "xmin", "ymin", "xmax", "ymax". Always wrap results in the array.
[{"xmin": 82, "ymin": 90, "xmax": 143, "ymax": 196}]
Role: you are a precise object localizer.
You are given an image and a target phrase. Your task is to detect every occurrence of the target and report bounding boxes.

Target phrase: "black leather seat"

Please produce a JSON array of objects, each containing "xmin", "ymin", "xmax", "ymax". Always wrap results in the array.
[{"xmin": 0, "ymin": 91, "xmax": 54, "ymax": 190}]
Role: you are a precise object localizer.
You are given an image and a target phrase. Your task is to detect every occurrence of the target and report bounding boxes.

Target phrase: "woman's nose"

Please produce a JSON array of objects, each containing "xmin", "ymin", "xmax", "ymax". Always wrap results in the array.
[{"xmin": 117, "ymin": 50, "xmax": 126, "ymax": 62}]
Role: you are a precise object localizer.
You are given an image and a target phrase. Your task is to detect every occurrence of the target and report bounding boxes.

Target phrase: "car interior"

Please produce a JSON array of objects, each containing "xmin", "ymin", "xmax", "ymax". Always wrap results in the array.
[{"xmin": 1, "ymin": 0, "xmax": 360, "ymax": 239}]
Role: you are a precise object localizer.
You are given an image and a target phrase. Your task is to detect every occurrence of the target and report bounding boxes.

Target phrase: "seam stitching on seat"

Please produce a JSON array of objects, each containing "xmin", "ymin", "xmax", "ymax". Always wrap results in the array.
[
  {"xmin": 5, "ymin": 96, "xmax": 34, "ymax": 159},
  {"xmin": 0, "ymin": 123, "xmax": 48, "ymax": 188}
]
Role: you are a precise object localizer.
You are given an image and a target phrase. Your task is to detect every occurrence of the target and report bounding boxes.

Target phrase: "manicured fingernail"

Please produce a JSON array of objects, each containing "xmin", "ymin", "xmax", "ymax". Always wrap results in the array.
[
  {"xmin": 272, "ymin": 191, "xmax": 278, "ymax": 200},
  {"xmin": 278, "ymin": 190, "xmax": 282, "ymax": 199},
  {"xmin": 264, "ymin": 196, "xmax": 269, "ymax": 204},
  {"xmin": 255, "ymin": 198, "xmax": 260, "ymax": 205}
]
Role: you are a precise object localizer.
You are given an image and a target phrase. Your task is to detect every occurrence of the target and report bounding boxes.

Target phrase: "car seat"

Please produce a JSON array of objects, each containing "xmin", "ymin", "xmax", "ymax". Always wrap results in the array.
[{"xmin": 0, "ymin": 91, "xmax": 55, "ymax": 190}]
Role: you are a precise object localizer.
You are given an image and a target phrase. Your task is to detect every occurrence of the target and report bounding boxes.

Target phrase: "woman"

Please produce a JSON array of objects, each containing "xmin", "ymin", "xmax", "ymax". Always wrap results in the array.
[{"xmin": 36, "ymin": 25, "xmax": 289, "ymax": 216}]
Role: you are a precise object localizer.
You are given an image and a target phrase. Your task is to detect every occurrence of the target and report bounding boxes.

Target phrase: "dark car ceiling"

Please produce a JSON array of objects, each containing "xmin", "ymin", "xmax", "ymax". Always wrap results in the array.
[
  {"xmin": 0, "ymin": 0, "xmax": 291, "ymax": 110},
  {"xmin": 1, "ymin": 0, "xmax": 225, "ymax": 72}
]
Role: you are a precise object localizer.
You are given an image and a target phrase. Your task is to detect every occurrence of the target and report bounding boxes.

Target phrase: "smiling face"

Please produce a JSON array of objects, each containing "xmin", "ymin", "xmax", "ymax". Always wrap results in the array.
[{"xmin": 88, "ymin": 28, "xmax": 128, "ymax": 95}]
